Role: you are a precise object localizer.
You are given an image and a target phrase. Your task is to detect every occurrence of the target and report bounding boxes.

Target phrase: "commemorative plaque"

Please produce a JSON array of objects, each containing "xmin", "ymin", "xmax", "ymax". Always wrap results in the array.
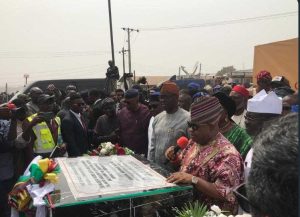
[{"xmin": 57, "ymin": 155, "xmax": 175, "ymax": 200}]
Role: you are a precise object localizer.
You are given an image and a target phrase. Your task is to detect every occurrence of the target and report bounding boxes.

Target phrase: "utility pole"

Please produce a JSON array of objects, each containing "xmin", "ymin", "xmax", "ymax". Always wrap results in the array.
[
  {"xmin": 108, "ymin": 0, "xmax": 115, "ymax": 65},
  {"xmin": 122, "ymin": 28, "xmax": 139, "ymax": 75},
  {"xmin": 119, "ymin": 47, "xmax": 128, "ymax": 75},
  {"xmin": 24, "ymin": 74, "xmax": 29, "ymax": 87},
  {"xmin": 119, "ymin": 47, "xmax": 129, "ymax": 90},
  {"xmin": 5, "ymin": 83, "xmax": 8, "ymax": 102},
  {"xmin": 199, "ymin": 63, "xmax": 202, "ymax": 79}
]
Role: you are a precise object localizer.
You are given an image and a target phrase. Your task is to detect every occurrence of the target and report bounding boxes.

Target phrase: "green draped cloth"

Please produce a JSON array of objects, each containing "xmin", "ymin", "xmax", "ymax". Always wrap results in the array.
[{"xmin": 223, "ymin": 124, "xmax": 252, "ymax": 159}]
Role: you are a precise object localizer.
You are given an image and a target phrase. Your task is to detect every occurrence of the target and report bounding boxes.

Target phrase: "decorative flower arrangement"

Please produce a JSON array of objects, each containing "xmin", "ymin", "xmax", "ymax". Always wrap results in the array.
[
  {"xmin": 87, "ymin": 142, "xmax": 134, "ymax": 156},
  {"xmin": 8, "ymin": 157, "xmax": 60, "ymax": 214},
  {"xmin": 174, "ymin": 202, "xmax": 252, "ymax": 217}
]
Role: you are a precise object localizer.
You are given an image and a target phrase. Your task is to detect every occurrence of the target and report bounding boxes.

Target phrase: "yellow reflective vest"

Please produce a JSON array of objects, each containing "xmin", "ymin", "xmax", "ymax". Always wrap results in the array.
[{"xmin": 27, "ymin": 114, "xmax": 63, "ymax": 154}]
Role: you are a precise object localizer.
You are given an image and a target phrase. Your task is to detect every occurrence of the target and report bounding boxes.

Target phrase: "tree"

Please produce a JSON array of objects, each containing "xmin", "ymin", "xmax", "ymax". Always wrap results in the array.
[{"xmin": 216, "ymin": 66, "xmax": 236, "ymax": 77}]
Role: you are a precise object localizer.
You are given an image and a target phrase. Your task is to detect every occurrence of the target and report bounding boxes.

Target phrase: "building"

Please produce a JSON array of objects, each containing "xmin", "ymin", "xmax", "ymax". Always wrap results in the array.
[{"xmin": 227, "ymin": 69, "xmax": 253, "ymax": 84}]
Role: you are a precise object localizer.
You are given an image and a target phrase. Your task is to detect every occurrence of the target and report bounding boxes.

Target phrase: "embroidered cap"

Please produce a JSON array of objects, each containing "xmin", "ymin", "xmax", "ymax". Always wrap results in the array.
[
  {"xmin": 160, "ymin": 81, "xmax": 179, "ymax": 96},
  {"xmin": 190, "ymin": 96, "xmax": 224, "ymax": 124},
  {"xmin": 256, "ymin": 70, "xmax": 272, "ymax": 82}
]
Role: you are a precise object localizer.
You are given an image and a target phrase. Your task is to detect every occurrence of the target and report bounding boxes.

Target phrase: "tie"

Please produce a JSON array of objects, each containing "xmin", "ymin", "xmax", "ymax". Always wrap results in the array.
[{"xmin": 80, "ymin": 115, "xmax": 86, "ymax": 131}]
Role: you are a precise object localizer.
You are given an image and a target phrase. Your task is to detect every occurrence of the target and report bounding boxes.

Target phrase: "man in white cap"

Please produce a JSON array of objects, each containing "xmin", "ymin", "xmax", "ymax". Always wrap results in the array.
[{"xmin": 244, "ymin": 89, "xmax": 282, "ymax": 179}]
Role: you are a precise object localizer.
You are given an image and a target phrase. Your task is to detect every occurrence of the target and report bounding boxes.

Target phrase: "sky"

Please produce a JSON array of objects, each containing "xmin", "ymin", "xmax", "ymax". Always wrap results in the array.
[{"xmin": 0, "ymin": 0, "xmax": 297, "ymax": 91}]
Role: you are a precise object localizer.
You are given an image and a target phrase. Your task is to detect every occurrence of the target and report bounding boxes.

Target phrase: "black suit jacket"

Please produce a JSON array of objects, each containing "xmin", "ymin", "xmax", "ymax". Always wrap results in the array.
[{"xmin": 61, "ymin": 111, "xmax": 90, "ymax": 157}]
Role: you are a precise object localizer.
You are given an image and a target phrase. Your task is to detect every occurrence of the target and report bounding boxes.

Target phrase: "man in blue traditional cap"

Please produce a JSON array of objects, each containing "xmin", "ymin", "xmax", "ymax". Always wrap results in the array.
[
  {"xmin": 117, "ymin": 89, "xmax": 151, "ymax": 156},
  {"xmin": 147, "ymin": 92, "xmax": 163, "ymax": 160},
  {"xmin": 187, "ymin": 82, "xmax": 200, "ymax": 97}
]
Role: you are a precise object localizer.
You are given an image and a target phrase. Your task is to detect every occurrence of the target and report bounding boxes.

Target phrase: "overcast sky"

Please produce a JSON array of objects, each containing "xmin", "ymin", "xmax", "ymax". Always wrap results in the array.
[{"xmin": 0, "ymin": 0, "xmax": 297, "ymax": 89}]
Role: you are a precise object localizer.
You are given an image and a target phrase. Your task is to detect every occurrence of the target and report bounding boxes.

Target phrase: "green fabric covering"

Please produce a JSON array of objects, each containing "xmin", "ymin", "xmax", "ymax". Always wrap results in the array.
[
  {"xmin": 53, "ymin": 165, "xmax": 61, "ymax": 173},
  {"xmin": 17, "ymin": 175, "xmax": 30, "ymax": 183},
  {"xmin": 223, "ymin": 123, "xmax": 252, "ymax": 159},
  {"xmin": 29, "ymin": 164, "xmax": 44, "ymax": 182}
]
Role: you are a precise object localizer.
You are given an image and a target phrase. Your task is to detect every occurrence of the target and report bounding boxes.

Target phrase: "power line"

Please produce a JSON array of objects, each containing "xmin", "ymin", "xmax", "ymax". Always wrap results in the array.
[
  {"xmin": 0, "ymin": 50, "xmax": 111, "ymax": 58},
  {"xmin": 139, "ymin": 11, "xmax": 298, "ymax": 31},
  {"xmin": 131, "ymin": 31, "xmax": 140, "ymax": 46},
  {"xmin": 1, "ymin": 65, "xmax": 106, "ymax": 79}
]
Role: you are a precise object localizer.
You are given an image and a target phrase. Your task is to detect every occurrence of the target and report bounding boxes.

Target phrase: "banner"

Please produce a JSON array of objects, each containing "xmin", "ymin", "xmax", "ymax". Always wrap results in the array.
[{"xmin": 57, "ymin": 156, "xmax": 175, "ymax": 200}]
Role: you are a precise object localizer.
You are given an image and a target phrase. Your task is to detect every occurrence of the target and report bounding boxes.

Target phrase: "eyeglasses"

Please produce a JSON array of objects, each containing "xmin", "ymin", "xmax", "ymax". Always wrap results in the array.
[
  {"xmin": 73, "ymin": 103, "xmax": 85, "ymax": 107},
  {"xmin": 187, "ymin": 121, "xmax": 209, "ymax": 131},
  {"xmin": 283, "ymin": 106, "xmax": 291, "ymax": 111},
  {"xmin": 232, "ymin": 183, "xmax": 252, "ymax": 213}
]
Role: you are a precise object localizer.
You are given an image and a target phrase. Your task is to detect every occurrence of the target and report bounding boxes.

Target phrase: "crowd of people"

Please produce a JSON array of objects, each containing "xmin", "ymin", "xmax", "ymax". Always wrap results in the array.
[{"xmin": 0, "ymin": 70, "xmax": 298, "ymax": 217}]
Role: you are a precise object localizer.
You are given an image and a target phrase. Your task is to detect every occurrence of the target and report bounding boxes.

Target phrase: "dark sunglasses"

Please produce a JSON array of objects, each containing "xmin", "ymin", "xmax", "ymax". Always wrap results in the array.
[
  {"xmin": 187, "ymin": 121, "xmax": 199, "ymax": 130},
  {"xmin": 232, "ymin": 183, "xmax": 251, "ymax": 213},
  {"xmin": 187, "ymin": 121, "xmax": 209, "ymax": 131},
  {"xmin": 244, "ymin": 114, "xmax": 262, "ymax": 122},
  {"xmin": 283, "ymin": 106, "xmax": 291, "ymax": 111},
  {"xmin": 73, "ymin": 103, "xmax": 85, "ymax": 106}
]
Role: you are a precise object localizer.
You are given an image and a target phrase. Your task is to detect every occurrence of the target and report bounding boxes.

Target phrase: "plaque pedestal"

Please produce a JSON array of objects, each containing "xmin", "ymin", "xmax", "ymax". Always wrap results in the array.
[{"xmin": 49, "ymin": 155, "xmax": 193, "ymax": 217}]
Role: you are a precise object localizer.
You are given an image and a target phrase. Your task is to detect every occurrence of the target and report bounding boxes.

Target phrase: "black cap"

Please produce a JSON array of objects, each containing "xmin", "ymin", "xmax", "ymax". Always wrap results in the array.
[
  {"xmin": 125, "ymin": 89, "xmax": 139, "ymax": 99},
  {"xmin": 37, "ymin": 94, "xmax": 55, "ymax": 105},
  {"xmin": 273, "ymin": 87, "xmax": 295, "ymax": 98},
  {"xmin": 213, "ymin": 92, "xmax": 236, "ymax": 119}
]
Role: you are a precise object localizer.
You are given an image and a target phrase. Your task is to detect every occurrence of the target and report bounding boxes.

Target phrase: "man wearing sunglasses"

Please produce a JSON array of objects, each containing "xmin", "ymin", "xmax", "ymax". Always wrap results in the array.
[
  {"xmin": 165, "ymin": 96, "xmax": 244, "ymax": 215},
  {"xmin": 61, "ymin": 93, "xmax": 91, "ymax": 157},
  {"xmin": 22, "ymin": 94, "xmax": 65, "ymax": 165}
]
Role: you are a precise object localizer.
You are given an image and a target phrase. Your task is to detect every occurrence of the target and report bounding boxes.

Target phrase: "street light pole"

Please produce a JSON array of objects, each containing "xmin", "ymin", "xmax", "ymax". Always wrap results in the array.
[{"xmin": 108, "ymin": 0, "xmax": 115, "ymax": 65}]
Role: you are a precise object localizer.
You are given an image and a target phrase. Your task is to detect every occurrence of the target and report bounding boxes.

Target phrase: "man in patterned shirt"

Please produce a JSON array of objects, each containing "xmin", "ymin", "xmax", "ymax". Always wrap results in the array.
[{"xmin": 165, "ymin": 96, "xmax": 244, "ymax": 215}]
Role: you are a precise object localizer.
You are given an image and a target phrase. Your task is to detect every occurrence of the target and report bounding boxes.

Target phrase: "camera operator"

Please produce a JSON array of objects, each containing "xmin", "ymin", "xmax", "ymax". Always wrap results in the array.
[
  {"xmin": 0, "ymin": 105, "xmax": 19, "ymax": 217},
  {"xmin": 22, "ymin": 94, "xmax": 66, "ymax": 167}
]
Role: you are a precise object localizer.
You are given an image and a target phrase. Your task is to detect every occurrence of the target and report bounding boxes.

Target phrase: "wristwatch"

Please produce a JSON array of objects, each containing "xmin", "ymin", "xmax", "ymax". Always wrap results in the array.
[{"xmin": 191, "ymin": 176, "xmax": 199, "ymax": 185}]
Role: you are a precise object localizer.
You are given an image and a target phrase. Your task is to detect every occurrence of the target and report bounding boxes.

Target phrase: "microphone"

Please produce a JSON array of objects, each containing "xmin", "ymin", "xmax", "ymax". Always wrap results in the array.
[{"xmin": 164, "ymin": 136, "xmax": 189, "ymax": 165}]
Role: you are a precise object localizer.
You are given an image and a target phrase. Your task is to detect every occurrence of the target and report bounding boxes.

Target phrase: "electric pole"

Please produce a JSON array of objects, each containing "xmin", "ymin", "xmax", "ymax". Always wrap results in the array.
[
  {"xmin": 24, "ymin": 74, "xmax": 29, "ymax": 87},
  {"xmin": 119, "ymin": 47, "xmax": 129, "ymax": 90},
  {"xmin": 122, "ymin": 28, "xmax": 139, "ymax": 75},
  {"xmin": 5, "ymin": 83, "xmax": 8, "ymax": 102},
  {"xmin": 119, "ymin": 47, "xmax": 128, "ymax": 75},
  {"xmin": 199, "ymin": 63, "xmax": 202, "ymax": 79},
  {"xmin": 108, "ymin": 0, "xmax": 115, "ymax": 65}
]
